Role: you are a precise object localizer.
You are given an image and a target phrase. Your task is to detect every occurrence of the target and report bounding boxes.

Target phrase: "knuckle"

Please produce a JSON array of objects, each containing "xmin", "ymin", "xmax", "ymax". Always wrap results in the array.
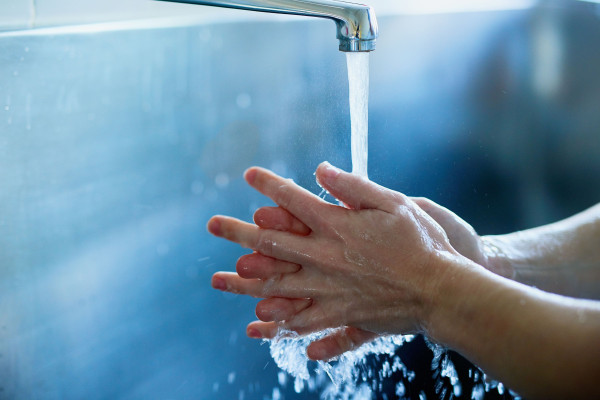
[
  {"xmin": 393, "ymin": 191, "xmax": 409, "ymax": 205},
  {"xmin": 261, "ymin": 274, "xmax": 284, "ymax": 297},
  {"xmin": 255, "ymin": 230, "xmax": 275, "ymax": 256},
  {"xmin": 275, "ymin": 182, "xmax": 294, "ymax": 210},
  {"xmin": 412, "ymin": 197, "xmax": 430, "ymax": 209}
]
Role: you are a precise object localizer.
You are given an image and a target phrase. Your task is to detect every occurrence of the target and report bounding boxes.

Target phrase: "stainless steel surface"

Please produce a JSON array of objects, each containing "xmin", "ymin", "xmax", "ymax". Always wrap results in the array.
[
  {"xmin": 1, "ymin": 1, "xmax": 600, "ymax": 399},
  {"xmin": 158, "ymin": 0, "xmax": 378, "ymax": 51}
]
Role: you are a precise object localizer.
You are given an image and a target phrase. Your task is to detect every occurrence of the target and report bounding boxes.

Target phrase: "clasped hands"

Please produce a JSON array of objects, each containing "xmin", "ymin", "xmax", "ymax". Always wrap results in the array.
[{"xmin": 207, "ymin": 162, "xmax": 489, "ymax": 361}]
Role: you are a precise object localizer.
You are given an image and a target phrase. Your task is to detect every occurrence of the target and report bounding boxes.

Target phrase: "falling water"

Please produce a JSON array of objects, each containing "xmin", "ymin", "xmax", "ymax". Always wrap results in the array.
[
  {"xmin": 346, "ymin": 52, "xmax": 369, "ymax": 177},
  {"xmin": 268, "ymin": 330, "xmax": 414, "ymax": 399}
]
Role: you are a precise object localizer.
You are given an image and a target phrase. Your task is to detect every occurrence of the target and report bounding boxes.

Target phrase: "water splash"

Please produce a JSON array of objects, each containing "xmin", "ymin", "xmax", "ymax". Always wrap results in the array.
[
  {"xmin": 268, "ymin": 329, "xmax": 414, "ymax": 399},
  {"xmin": 426, "ymin": 339, "xmax": 522, "ymax": 400}
]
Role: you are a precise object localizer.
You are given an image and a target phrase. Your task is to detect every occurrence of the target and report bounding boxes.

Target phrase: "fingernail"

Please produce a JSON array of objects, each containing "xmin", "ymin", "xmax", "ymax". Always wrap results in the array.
[
  {"xmin": 318, "ymin": 162, "xmax": 341, "ymax": 184},
  {"xmin": 207, "ymin": 218, "xmax": 221, "ymax": 236},
  {"xmin": 244, "ymin": 168, "xmax": 257, "ymax": 185},
  {"xmin": 247, "ymin": 328, "xmax": 262, "ymax": 339},
  {"xmin": 212, "ymin": 277, "xmax": 226, "ymax": 290}
]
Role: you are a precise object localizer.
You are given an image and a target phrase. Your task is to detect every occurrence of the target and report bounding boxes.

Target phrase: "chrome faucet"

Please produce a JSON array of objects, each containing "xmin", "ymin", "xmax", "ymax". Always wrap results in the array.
[{"xmin": 157, "ymin": 0, "xmax": 378, "ymax": 51}]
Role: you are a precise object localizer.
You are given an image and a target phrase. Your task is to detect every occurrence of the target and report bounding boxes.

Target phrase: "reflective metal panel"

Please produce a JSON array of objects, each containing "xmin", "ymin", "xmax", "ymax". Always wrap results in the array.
[{"xmin": 1, "ymin": 2, "xmax": 599, "ymax": 398}]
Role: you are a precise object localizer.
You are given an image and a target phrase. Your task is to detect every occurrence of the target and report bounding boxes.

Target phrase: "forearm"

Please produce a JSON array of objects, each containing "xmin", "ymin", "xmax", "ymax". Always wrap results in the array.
[
  {"xmin": 428, "ymin": 257, "xmax": 600, "ymax": 400},
  {"xmin": 483, "ymin": 203, "xmax": 600, "ymax": 299}
]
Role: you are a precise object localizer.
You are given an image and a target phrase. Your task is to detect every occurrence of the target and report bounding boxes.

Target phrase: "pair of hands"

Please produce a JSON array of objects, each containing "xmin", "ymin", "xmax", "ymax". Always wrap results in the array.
[{"xmin": 207, "ymin": 162, "xmax": 494, "ymax": 360}]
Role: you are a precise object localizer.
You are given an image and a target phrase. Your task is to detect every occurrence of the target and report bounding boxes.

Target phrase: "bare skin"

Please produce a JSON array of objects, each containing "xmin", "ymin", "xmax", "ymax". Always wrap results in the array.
[{"xmin": 207, "ymin": 162, "xmax": 600, "ymax": 400}]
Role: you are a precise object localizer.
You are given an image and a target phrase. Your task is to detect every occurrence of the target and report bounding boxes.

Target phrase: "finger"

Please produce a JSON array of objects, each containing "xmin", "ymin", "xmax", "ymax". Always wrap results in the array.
[
  {"xmin": 246, "ymin": 321, "xmax": 279, "ymax": 339},
  {"xmin": 246, "ymin": 321, "xmax": 307, "ymax": 340},
  {"xmin": 212, "ymin": 272, "xmax": 309, "ymax": 298},
  {"xmin": 237, "ymin": 253, "xmax": 300, "ymax": 279},
  {"xmin": 254, "ymin": 206, "xmax": 311, "ymax": 235},
  {"xmin": 207, "ymin": 215, "xmax": 311, "ymax": 264},
  {"xmin": 256, "ymin": 297, "xmax": 312, "ymax": 322},
  {"xmin": 244, "ymin": 167, "xmax": 334, "ymax": 231},
  {"xmin": 211, "ymin": 272, "xmax": 265, "ymax": 297},
  {"xmin": 281, "ymin": 301, "xmax": 346, "ymax": 336},
  {"xmin": 411, "ymin": 196, "xmax": 452, "ymax": 220},
  {"xmin": 306, "ymin": 327, "xmax": 379, "ymax": 361},
  {"xmin": 411, "ymin": 196, "xmax": 477, "ymax": 239},
  {"xmin": 315, "ymin": 162, "xmax": 405, "ymax": 212}
]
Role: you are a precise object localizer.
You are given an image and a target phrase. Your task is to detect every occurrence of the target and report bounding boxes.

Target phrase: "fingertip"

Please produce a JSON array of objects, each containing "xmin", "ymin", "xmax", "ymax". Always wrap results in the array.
[
  {"xmin": 247, "ymin": 321, "xmax": 279, "ymax": 339},
  {"xmin": 306, "ymin": 341, "xmax": 329, "ymax": 361},
  {"xmin": 255, "ymin": 302, "xmax": 272, "ymax": 322},
  {"xmin": 235, "ymin": 254, "xmax": 252, "ymax": 278},
  {"xmin": 206, "ymin": 216, "xmax": 222, "ymax": 236},
  {"xmin": 211, "ymin": 275, "xmax": 226, "ymax": 291},
  {"xmin": 253, "ymin": 207, "xmax": 267, "ymax": 226},
  {"xmin": 316, "ymin": 161, "xmax": 342, "ymax": 186},
  {"xmin": 244, "ymin": 167, "xmax": 258, "ymax": 185},
  {"xmin": 247, "ymin": 327, "xmax": 263, "ymax": 339}
]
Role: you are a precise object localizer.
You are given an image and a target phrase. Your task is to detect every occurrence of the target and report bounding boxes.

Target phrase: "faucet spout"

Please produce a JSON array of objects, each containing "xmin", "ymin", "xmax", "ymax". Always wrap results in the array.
[{"xmin": 158, "ymin": 0, "xmax": 378, "ymax": 51}]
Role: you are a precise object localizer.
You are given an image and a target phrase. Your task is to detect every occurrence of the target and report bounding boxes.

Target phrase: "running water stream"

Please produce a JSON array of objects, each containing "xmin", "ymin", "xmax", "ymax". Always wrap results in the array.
[{"xmin": 346, "ymin": 52, "xmax": 370, "ymax": 177}]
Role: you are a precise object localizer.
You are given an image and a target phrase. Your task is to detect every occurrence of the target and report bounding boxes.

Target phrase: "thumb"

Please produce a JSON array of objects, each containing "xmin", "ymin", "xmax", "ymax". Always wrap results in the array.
[
  {"xmin": 411, "ymin": 197, "xmax": 486, "ymax": 265},
  {"xmin": 315, "ymin": 162, "xmax": 404, "ymax": 212}
]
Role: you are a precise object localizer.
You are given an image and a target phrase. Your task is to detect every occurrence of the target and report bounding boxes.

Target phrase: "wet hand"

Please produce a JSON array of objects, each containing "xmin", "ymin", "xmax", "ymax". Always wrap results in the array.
[
  {"xmin": 207, "ymin": 162, "xmax": 470, "ymax": 341},
  {"xmin": 249, "ymin": 198, "xmax": 379, "ymax": 360},
  {"xmin": 247, "ymin": 194, "xmax": 494, "ymax": 359}
]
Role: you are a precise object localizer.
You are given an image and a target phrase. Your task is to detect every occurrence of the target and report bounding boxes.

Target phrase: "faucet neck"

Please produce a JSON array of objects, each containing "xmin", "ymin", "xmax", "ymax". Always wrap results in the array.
[{"xmin": 157, "ymin": 0, "xmax": 378, "ymax": 52}]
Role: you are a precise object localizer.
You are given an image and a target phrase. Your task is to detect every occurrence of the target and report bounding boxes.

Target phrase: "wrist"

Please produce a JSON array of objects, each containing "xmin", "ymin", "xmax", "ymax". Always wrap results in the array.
[
  {"xmin": 421, "ymin": 255, "xmax": 497, "ymax": 348},
  {"xmin": 481, "ymin": 235, "xmax": 515, "ymax": 280},
  {"xmin": 420, "ymin": 254, "xmax": 480, "ymax": 340}
]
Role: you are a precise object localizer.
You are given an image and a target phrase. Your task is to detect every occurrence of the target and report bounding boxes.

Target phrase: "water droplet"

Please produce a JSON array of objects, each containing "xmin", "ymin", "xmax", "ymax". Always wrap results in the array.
[
  {"xmin": 497, "ymin": 382, "xmax": 505, "ymax": 395},
  {"xmin": 272, "ymin": 387, "xmax": 281, "ymax": 400},
  {"xmin": 227, "ymin": 372, "xmax": 236, "ymax": 384},
  {"xmin": 229, "ymin": 331, "xmax": 238, "ymax": 345},
  {"xmin": 277, "ymin": 371, "xmax": 287, "ymax": 386},
  {"xmin": 395, "ymin": 382, "xmax": 405, "ymax": 397}
]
